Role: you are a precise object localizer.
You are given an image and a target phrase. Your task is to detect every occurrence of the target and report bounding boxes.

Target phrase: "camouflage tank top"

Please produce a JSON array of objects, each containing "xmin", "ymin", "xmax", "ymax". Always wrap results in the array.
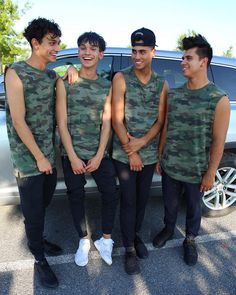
[
  {"xmin": 61, "ymin": 76, "xmax": 111, "ymax": 159},
  {"xmin": 6, "ymin": 61, "xmax": 58, "ymax": 177},
  {"xmin": 112, "ymin": 66, "xmax": 165, "ymax": 165},
  {"xmin": 161, "ymin": 82, "xmax": 227, "ymax": 183}
]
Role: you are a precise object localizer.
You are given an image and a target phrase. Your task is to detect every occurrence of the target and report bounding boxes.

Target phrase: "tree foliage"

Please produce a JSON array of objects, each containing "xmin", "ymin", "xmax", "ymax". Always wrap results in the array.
[
  {"xmin": 0, "ymin": 0, "xmax": 30, "ymax": 73},
  {"xmin": 60, "ymin": 43, "xmax": 67, "ymax": 50},
  {"xmin": 223, "ymin": 46, "xmax": 234, "ymax": 58},
  {"xmin": 175, "ymin": 30, "xmax": 198, "ymax": 51}
]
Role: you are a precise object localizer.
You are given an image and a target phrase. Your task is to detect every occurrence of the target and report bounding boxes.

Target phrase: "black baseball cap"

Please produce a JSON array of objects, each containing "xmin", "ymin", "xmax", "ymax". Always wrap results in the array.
[{"xmin": 131, "ymin": 27, "xmax": 157, "ymax": 47}]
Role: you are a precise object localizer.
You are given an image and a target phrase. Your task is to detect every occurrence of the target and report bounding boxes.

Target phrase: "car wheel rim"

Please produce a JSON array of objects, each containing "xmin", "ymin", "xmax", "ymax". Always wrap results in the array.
[{"xmin": 203, "ymin": 166, "xmax": 236, "ymax": 210}]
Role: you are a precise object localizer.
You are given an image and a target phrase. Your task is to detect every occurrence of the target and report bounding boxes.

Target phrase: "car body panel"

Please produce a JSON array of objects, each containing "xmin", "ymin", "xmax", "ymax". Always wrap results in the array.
[{"xmin": 0, "ymin": 48, "xmax": 235, "ymax": 207}]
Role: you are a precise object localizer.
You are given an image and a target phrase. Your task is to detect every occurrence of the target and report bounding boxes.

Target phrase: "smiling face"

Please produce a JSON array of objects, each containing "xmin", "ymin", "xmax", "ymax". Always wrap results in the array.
[
  {"xmin": 78, "ymin": 41, "xmax": 104, "ymax": 69},
  {"xmin": 32, "ymin": 33, "xmax": 61, "ymax": 63},
  {"xmin": 181, "ymin": 47, "xmax": 208, "ymax": 78},
  {"xmin": 131, "ymin": 44, "xmax": 155, "ymax": 71}
]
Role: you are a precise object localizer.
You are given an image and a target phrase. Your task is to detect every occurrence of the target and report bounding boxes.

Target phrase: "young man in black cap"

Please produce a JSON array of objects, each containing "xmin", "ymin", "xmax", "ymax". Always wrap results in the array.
[{"xmin": 112, "ymin": 27, "xmax": 168, "ymax": 275}]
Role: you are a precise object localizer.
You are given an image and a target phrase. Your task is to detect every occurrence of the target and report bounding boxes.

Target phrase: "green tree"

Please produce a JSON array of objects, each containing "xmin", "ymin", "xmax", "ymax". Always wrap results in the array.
[
  {"xmin": 223, "ymin": 46, "xmax": 234, "ymax": 58},
  {"xmin": 0, "ymin": 0, "xmax": 30, "ymax": 73},
  {"xmin": 175, "ymin": 30, "xmax": 198, "ymax": 51},
  {"xmin": 60, "ymin": 43, "xmax": 67, "ymax": 50}
]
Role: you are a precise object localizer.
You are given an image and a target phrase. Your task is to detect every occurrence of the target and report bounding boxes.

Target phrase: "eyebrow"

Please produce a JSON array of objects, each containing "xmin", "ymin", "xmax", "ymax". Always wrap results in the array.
[
  {"xmin": 46, "ymin": 37, "xmax": 56, "ymax": 41},
  {"xmin": 182, "ymin": 54, "xmax": 192, "ymax": 59},
  {"xmin": 132, "ymin": 49, "xmax": 147, "ymax": 53}
]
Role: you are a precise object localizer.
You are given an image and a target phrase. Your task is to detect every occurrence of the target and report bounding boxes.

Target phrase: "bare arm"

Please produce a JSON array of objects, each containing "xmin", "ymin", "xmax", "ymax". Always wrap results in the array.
[
  {"xmin": 112, "ymin": 72, "xmax": 143, "ymax": 171},
  {"xmin": 200, "ymin": 96, "xmax": 230, "ymax": 192},
  {"xmin": 5, "ymin": 68, "xmax": 53, "ymax": 174},
  {"xmin": 56, "ymin": 78, "xmax": 86, "ymax": 174},
  {"xmin": 123, "ymin": 80, "xmax": 169, "ymax": 155},
  {"xmin": 86, "ymin": 87, "xmax": 112, "ymax": 172}
]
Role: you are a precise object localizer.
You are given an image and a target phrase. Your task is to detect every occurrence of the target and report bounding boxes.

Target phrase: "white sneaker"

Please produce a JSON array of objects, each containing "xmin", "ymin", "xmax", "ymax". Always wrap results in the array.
[
  {"xmin": 75, "ymin": 238, "xmax": 90, "ymax": 266},
  {"xmin": 94, "ymin": 237, "xmax": 114, "ymax": 265}
]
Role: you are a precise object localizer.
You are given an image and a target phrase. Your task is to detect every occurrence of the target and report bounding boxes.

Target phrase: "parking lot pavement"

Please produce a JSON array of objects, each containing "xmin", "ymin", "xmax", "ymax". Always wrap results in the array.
[{"xmin": 0, "ymin": 196, "xmax": 236, "ymax": 295}]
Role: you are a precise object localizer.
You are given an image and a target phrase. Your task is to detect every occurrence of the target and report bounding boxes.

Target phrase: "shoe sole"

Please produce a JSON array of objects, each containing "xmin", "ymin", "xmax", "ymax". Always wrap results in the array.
[
  {"xmin": 125, "ymin": 269, "xmax": 141, "ymax": 275},
  {"xmin": 39, "ymin": 280, "xmax": 59, "ymax": 289},
  {"xmin": 34, "ymin": 265, "xmax": 59, "ymax": 289},
  {"xmin": 44, "ymin": 250, "xmax": 63, "ymax": 256},
  {"xmin": 74, "ymin": 250, "xmax": 89, "ymax": 267},
  {"xmin": 136, "ymin": 253, "xmax": 148, "ymax": 259},
  {"xmin": 124, "ymin": 263, "xmax": 141, "ymax": 275},
  {"xmin": 74, "ymin": 258, "xmax": 88, "ymax": 267},
  {"xmin": 152, "ymin": 235, "xmax": 174, "ymax": 248},
  {"xmin": 183, "ymin": 258, "xmax": 197, "ymax": 266},
  {"xmin": 94, "ymin": 241, "xmax": 112, "ymax": 265}
]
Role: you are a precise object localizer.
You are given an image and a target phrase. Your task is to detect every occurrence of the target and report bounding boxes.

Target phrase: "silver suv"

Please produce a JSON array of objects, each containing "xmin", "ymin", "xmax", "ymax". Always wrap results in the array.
[{"xmin": 0, "ymin": 47, "xmax": 236, "ymax": 217}]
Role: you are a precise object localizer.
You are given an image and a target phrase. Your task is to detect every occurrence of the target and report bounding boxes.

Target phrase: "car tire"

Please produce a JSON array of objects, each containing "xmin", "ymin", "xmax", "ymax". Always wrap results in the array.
[{"xmin": 202, "ymin": 153, "xmax": 236, "ymax": 217}]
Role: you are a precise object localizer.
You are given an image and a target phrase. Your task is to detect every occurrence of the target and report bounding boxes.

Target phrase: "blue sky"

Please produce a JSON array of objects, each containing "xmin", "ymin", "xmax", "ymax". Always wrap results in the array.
[{"xmin": 14, "ymin": 0, "xmax": 236, "ymax": 56}]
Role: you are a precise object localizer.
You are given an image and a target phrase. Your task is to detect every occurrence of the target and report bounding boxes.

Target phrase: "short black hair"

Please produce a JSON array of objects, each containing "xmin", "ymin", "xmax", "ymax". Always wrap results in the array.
[
  {"xmin": 77, "ymin": 32, "xmax": 106, "ymax": 52},
  {"xmin": 182, "ymin": 34, "xmax": 213, "ymax": 66},
  {"xmin": 23, "ymin": 17, "xmax": 61, "ymax": 48}
]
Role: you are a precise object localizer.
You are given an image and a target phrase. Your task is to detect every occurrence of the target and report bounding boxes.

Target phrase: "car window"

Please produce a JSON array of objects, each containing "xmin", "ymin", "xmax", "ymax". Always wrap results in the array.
[
  {"xmin": 152, "ymin": 58, "xmax": 214, "ymax": 89},
  {"xmin": 47, "ymin": 57, "xmax": 80, "ymax": 76},
  {"xmin": 211, "ymin": 65, "xmax": 236, "ymax": 101},
  {"xmin": 47, "ymin": 56, "xmax": 113, "ymax": 80},
  {"xmin": 1, "ymin": 50, "xmax": 235, "ymax": 111},
  {"xmin": 152, "ymin": 58, "xmax": 186, "ymax": 89},
  {"xmin": 121, "ymin": 55, "xmax": 133, "ymax": 69},
  {"xmin": 118, "ymin": 56, "xmax": 186, "ymax": 89}
]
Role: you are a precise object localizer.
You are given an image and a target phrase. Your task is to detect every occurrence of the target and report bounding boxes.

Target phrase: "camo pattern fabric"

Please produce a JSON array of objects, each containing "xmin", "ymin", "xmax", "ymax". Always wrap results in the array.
[
  {"xmin": 161, "ymin": 82, "xmax": 227, "ymax": 183},
  {"xmin": 61, "ymin": 76, "xmax": 111, "ymax": 159},
  {"xmin": 6, "ymin": 61, "xmax": 58, "ymax": 177},
  {"xmin": 112, "ymin": 66, "xmax": 165, "ymax": 165}
]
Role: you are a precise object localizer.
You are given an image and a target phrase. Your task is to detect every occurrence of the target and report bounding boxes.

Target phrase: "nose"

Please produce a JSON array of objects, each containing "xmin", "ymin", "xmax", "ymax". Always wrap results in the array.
[
  {"xmin": 181, "ymin": 59, "xmax": 186, "ymax": 66},
  {"xmin": 133, "ymin": 52, "xmax": 141, "ymax": 60},
  {"xmin": 84, "ymin": 47, "xmax": 91, "ymax": 54}
]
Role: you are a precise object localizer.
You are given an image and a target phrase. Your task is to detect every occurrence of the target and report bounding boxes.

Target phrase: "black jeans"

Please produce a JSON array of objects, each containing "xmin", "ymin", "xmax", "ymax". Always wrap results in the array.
[
  {"xmin": 16, "ymin": 169, "xmax": 57, "ymax": 261},
  {"xmin": 113, "ymin": 159, "xmax": 155, "ymax": 248},
  {"xmin": 162, "ymin": 170, "xmax": 203, "ymax": 237},
  {"xmin": 62, "ymin": 156, "xmax": 119, "ymax": 238}
]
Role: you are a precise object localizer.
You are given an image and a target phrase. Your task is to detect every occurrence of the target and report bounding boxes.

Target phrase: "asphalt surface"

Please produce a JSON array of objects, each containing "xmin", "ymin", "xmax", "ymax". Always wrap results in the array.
[{"xmin": 0, "ymin": 195, "xmax": 236, "ymax": 295}]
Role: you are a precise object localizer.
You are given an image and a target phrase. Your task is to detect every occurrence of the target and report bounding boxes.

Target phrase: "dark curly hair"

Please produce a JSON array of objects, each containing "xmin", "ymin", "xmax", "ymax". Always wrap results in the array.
[
  {"xmin": 77, "ymin": 32, "xmax": 106, "ymax": 52},
  {"xmin": 182, "ymin": 34, "xmax": 213, "ymax": 66},
  {"xmin": 23, "ymin": 17, "xmax": 62, "ymax": 48}
]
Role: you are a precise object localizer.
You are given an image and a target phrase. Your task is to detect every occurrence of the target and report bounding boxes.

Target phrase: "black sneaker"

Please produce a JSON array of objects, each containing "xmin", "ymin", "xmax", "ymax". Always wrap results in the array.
[
  {"xmin": 152, "ymin": 227, "xmax": 174, "ymax": 248},
  {"xmin": 134, "ymin": 235, "xmax": 148, "ymax": 259},
  {"xmin": 44, "ymin": 239, "xmax": 63, "ymax": 256},
  {"xmin": 34, "ymin": 258, "xmax": 59, "ymax": 288},
  {"xmin": 183, "ymin": 236, "xmax": 198, "ymax": 266},
  {"xmin": 124, "ymin": 252, "xmax": 140, "ymax": 275}
]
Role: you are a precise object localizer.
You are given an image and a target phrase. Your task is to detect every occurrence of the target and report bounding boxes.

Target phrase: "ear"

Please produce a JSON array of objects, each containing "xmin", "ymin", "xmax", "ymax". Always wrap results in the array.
[
  {"xmin": 98, "ymin": 51, "xmax": 104, "ymax": 60},
  {"xmin": 152, "ymin": 48, "xmax": 156, "ymax": 58},
  {"xmin": 31, "ymin": 38, "xmax": 40, "ymax": 50},
  {"xmin": 201, "ymin": 57, "xmax": 208, "ymax": 67}
]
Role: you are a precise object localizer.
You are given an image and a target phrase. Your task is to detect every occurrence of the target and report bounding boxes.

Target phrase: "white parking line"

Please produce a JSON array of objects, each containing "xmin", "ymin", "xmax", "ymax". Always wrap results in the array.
[{"xmin": 1, "ymin": 230, "xmax": 236, "ymax": 273}]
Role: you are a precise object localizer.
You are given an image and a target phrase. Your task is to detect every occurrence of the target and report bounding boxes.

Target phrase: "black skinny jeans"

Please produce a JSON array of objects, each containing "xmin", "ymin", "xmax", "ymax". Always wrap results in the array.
[
  {"xmin": 62, "ymin": 156, "xmax": 119, "ymax": 238},
  {"xmin": 113, "ymin": 159, "xmax": 156, "ymax": 248},
  {"xmin": 16, "ymin": 169, "xmax": 57, "ymax": 261},
  {"xmin": 162, "ymin": 170, "xmax": 203, "ymax": 237}
]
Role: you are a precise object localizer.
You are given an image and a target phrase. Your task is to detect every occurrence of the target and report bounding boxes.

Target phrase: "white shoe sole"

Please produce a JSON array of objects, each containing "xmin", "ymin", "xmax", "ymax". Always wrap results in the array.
[
  {"xmin": 94, "ymin": 241, "xmax": 112, "ymax": 265},
  {"xmin": 74, "ymin": 256, "xmax": 89, "ymax": 267}
]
